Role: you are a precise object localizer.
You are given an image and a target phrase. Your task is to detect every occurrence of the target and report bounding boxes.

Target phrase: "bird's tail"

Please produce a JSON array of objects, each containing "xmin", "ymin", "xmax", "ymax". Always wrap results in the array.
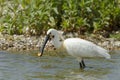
[
  {"xmin": 97, "ymin": 46, "xmax": 111, "ymax": 59},
  {"xmin": 104, "ymin": 53, "xmax": 111, "ymax": 59}
]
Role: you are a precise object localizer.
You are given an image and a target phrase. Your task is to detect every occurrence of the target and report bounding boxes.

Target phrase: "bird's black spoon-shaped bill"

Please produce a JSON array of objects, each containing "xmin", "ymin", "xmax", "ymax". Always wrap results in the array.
[{"xmin": 38, "ymin": 35, "xmax": 50, "ymax": 57}]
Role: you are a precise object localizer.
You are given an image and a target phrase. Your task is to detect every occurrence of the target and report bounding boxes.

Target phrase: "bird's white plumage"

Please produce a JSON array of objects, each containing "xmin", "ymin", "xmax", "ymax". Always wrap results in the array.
[
  {"xmin": 46, "ymin": 29, "xmax": 111, "ymax": 60},
  {"xmin": 63, "ymin": 38, "xmax": 110, "ymax": 59}
]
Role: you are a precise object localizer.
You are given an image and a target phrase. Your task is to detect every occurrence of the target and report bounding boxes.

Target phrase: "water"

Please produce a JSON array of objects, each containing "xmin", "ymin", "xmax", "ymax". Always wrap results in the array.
[{"xmin": 0, "ymin": 50, "xmax": 120, "ymax": 80}]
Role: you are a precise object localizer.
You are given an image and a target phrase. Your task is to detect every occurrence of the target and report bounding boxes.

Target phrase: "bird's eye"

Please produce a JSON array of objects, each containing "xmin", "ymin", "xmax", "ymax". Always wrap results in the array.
[{"xmin": 52, "ymin": 35, "xmax": 54, "ymax": 38}]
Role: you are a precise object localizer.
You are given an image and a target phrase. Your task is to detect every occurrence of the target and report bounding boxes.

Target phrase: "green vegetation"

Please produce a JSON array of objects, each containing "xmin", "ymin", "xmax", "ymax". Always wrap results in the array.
[
  {"xmin": 110, "ymin": 32, "xmax": 120, "ymax": 40},
  {"xmin": 0, "ymin": 0, "xmax": 120, "ymax": 36}
]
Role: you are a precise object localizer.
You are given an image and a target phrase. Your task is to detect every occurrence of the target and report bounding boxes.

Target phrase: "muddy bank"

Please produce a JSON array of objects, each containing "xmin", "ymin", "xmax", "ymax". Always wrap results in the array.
[{"xmin": 0, "ymin": 33, "xmax": 120, "ymax": 51}]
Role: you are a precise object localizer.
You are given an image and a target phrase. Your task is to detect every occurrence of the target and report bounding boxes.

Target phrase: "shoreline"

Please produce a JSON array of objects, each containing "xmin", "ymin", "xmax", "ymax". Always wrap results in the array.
[{"xmin": 0, "ymin": 34, "xmax": 120, "ymax": 51}]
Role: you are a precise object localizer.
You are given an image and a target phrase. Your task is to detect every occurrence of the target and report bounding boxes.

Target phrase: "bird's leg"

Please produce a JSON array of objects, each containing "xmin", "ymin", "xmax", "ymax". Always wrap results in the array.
[
  {"xmin": 79, "ymin": 59, "xmax": 86, "ymax": 69},
  {"xmin": 81, "ymin": 59, "xmax": 86, "ymax": 68},
  {"xmin": 79, "ymin": 62, "xmax": 83, "ymax": 69}
]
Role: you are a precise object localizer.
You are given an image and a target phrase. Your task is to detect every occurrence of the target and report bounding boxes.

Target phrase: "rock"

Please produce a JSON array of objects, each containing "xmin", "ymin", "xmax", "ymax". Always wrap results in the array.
[{"xmin": 0, "ymin": 33, "xmax": 119, "ymax": 51}]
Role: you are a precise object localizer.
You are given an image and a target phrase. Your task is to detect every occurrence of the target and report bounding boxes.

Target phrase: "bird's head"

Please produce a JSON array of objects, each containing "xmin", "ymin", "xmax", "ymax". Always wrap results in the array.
[
  {"xmin": 38, "ymin": 29, "xmax": 63, "ymax": 57},
  {"xmin": 47, "ymin": 29, "xmax": 58, "ymax": 40}
]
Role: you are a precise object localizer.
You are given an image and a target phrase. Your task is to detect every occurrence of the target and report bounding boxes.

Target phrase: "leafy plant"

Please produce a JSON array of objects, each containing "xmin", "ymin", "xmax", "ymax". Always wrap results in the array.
[{"xmin": 0, "ymin": 0, "xmax": 120, "ymax": 36}]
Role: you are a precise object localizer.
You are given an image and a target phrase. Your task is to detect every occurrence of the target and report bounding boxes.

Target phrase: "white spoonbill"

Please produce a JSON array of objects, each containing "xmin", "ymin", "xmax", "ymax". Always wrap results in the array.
[{"xmin": 38, "ymin": 29, "xmax": 111, "ymax": 69}]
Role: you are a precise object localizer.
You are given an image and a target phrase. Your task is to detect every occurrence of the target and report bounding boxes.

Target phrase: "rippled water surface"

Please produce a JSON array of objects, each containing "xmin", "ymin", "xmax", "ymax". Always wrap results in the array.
[{"xmin": 0, "ymin": 50, "xmax": 120, "ymax": 80}]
